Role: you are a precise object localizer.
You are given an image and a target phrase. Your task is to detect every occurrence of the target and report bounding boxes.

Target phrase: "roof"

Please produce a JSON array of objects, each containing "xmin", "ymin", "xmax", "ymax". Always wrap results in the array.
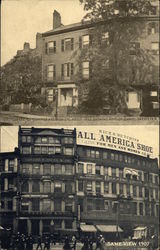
[
  {"xmin": 80, "ymin": 224, "xmax": 97, "ymax": 232},
  {"xmin": 96, "ymin": 225, "xmax": 123, "ymax": 233}
]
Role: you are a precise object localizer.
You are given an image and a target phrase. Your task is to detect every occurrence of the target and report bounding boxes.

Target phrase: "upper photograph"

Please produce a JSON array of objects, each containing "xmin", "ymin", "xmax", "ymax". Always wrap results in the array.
[{"xmin": 1, "ymin": 0, "xmax": 159, "ymax": 125}]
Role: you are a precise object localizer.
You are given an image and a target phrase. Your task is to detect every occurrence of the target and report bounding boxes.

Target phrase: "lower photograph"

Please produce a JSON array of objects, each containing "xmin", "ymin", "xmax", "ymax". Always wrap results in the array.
[{"xmin": 0, "ymin": 125, "xmax": 159, "ymax": 250}]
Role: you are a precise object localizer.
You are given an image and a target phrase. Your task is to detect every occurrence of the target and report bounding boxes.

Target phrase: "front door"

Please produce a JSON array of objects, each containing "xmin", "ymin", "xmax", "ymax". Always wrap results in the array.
[
  {"xmin": 60, "ymin": 88, "xmax": 73, "ymax": 106},
  {"xmin": 127, "ymin": 91, "xmax": 140, "ymax": 109}
]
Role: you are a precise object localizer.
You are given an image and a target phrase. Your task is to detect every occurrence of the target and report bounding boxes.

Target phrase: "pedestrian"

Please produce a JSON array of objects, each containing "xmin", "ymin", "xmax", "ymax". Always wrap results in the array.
[
  {"xmin": 36, "ymin": 235, "xmax": 43, "ymax": 250},
  {"xmin": 95, "ymin": 235, "xmax": 101, "ymax": 250},
  {"xmin": 26, "ymin": 235, "xmax": 34, "ymax": 250},
  {"xmin": 63, "ymin": 235, "xmax": 71, "ymax": 250},
  {"xmin": 82, "ymin": 236, "xmax": 89, "ymax": 250},
  {"xmin": 71, "ymin": 235, "xmax": 76, "ymax": 250},
  {"xmin": 89, "ymin": 237, "xmax": 93, "ymax": 250},
  {"xmin": 43, "ymin": 235, "xmax": 50, "ymax": 250}
]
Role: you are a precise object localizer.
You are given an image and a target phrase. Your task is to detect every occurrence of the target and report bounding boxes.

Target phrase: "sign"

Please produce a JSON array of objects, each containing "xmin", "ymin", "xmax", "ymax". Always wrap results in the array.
[{"xmin": 77, "ymin": 129, "xmax": 153, "ymax": 157}]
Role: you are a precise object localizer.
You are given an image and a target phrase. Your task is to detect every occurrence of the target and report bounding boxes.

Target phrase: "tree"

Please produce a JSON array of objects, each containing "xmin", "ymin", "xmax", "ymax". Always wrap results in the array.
[
  {"xmin": 77, "ymin": 0, "xmax": 155, "ymax": 114},
  {"xmin": 1, "ymin": 53, "xmax": 43, "ymax": 104}
]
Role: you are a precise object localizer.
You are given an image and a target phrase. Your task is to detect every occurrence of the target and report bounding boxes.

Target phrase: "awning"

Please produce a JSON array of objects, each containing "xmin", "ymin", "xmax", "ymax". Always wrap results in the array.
[
  {"xmin": 0, "ymin": 226, "xmax": 4, "ymax": 230},
  {"xmin": 80, "ymin": 224, "xmax": 97, "ymax": 232},
  {"xmin": 96, "ymin": 225, "xmax": 123, "ymax": 233},
  {"xmin": 134, "ymin": 227, "xmax": 147, "ymax": 231}
]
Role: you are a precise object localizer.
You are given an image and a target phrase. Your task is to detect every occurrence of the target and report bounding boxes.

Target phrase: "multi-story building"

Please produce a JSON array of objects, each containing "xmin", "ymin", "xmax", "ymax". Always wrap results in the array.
[
  {"xmin": 0, "ymin": 127, "xmax": 159, "ymax": 239},
  {"xmin": 41, "ymin": 1, "xmax": 159, "ymax": 116},
  {"xmin": 0, "ymin": 150, "xmax": 19, "ymax": 232}
]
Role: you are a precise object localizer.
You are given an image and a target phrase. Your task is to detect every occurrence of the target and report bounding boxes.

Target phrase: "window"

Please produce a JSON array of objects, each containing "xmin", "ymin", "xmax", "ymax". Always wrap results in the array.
[
  {"xmin": 49, "ymin": 137, "xmax": 60, "ymax": 144},
  {"xmin": 132, "ymin": 202, "xmax": 137, "ymax": 215},
  {"xmin": 119, "ymin": 183, "xmax": 123, "ymax": 195},
  {"xmin": 96, "ymin": 199, "xmax": 104, "ymax": 210},
  {"xmin": 133, "ymin": 185, "xmax": 137, "ymax": 197},
  {"xmin": 32, "ymin": 181, "xmax": 40, "ymax": 192},
  {"xmin": 21, "ymin": 199, "xmax": 29, "ymax": 212},
  {"xmin": 54, "ymin": 199, "xmax": 61, "ymax": 212},
  {"xmin": 87, "ymin": 163, "xmax": 92, "ymax": 174},
  {"xmin": 96, "ymin": 182, "xmax": 101, "ymax": 194},
  {"xmin": 130, "ymin": 42, "xmax": 140, "ymax": 55},
  {"xmin": 55, "ymin": 146, "xmax": 61, "ymax": 153},
  {"xmin": 43, "ymin": 164, "xmax": 51, "ymax": 175},
  {"xmin": 63, "ymin": 137, "xmax": 73, "ymax": 144},
  {"xmin": 61, "ymin": 38, "xmax": 74, "ymax": 51},
  {"xmin": 82, "ymin": 61, "xmax": 89, "ymax": 79},
  {"xmin": 48, "ymin": 41, "xmax": 56, "ymax": 53},
  {"xmin": 82, "ymin": 35, "xmax": 89, "ymax": 46},
  {"xmin": 33, "ymin": 164, "xmax": 40, "ymax": 174},
  {"xmin": 43, "ymin": 199, "xmax": 51, "ymax": 212},
  {"xmin": 148, "ymin": 22, "xmax": 158, "ymax": 35},
  {"xmin": 1, "ymin": 200, "xmax": 4, "ymax": 209},
  {"xmin": 41, "ymin": 146, "xmax": 48, "ymax": 154},
  {"xmin": 61, "ymin": 63, "xmax": 74, "ymax": 79},
  {"xmin": 150, "ymin": 91, "xmax": 158, "ymax": 97},
  {"xmin": 139, "ymin": 186, "xmax": 143, "ymax": 197},
  {"xmin": 8, "ymin": 200, "xmax": 13, "ymax": 210},
  {"xmin": 32, "ymin": 198, "xmax": 40, "ymax": 211},
  {"xmin": 112, "ymin": 168, "xmax": 116, "ymax": 178},
  {"xmin": 64, "ymin": 147, "xmax": 73, "ymax": 155},
  {"xmin": 35, "ymin": 137, "xmax": 41, "ymax": 144},
  {"xmin": 139, "ymin": 203, "xmax": 143, "ymax": 216},
  {"xmin": 112, "ymin": 182, "xmax": 116, "ymax": 194},
  {"xmin": 119, "ymin": 155, "xmax": 123, "ymax": 161},
  {"xmin": 47, "ymin": 64, "xmax": 56, "ymax": 80},
  {"xmin": 102, "ymin": 32, "xmax": 109, "ymax": 42},
  {"xmin": 111, "ymin": 153, "xmax": 114, "ymax": 160},
  {"xmin": 44, "ymin": 181, "xmax": 51, "ymax": 193},
  {"xmin": 103, "ymin": 151, "xmax": 108, "ymax": 159},
  {"xmin": 127, "ymin": 91, "xmax": 140, "ymax": 109},
  {"xmin": 104, "ymin": 182, "xmax": 109, "ymax": 194},
  {"xmin": 151, "ymin": 42, "xmax": 159, "ymax": 55},
  {"xmin": 65, "ymin": 164, "xmax": 73, "ymax": 175},
  {"xmin": 104, "ymin": 200, "xmax": 109, "ymax": 210},
  {"xmin": 34, "ymin": 146, "xmax": 41, "ymax": 154},
  {"xmin": 22, "ymin": 136, "xmax": 31, "ymax": 143},
  {"xmin": 65, "ymin": 182, "xmax": 72, "ymax": 193},
  {"xmin": 54, "ymin": 220, "xmax": 62, "ymax": 229},
  {"xmin": 41, "ymin": 137, "xmax": 48, "ymax": 143},
  {"xmin": 54, "ymin": 164, "xmax": 62, "ymax": 175},
  {"xmin": 77, "ymin": 163, "xmax": 83, "ymax": 174},
  {"xmin": 65, "ymin": 220, "xmax": 72, "ymax": 229},
  {"xmin": 22, "ymin": 164, "xmax": 31, "ymax": 174},
  {"xmin": 150, "ymin": 6, "xmax": 157, "ymax": 15},
  {"xmin": 48, "ymin": 147, "xmax": 55, "ymax": 154},
  {"xmin": 65, "ymin": 200, "xmax": 73, "ymax": 212},
  {"xmin": 96, "ymin": 166, "xmax": 101, "ymax": 175},
  {"xmin": 54, "ymin": 182, "xmax": 62, "ymax": 192},
  {"xmin": 78, "ymin": 180, "xmax": 83, "ymax": 192},
  {"xmin": 22, "ymin": 146, "xmax": 30, "ymax": 154},
  {"xmin": 21, "ymin": 181, "xmax": 29, "ymax": 193},
  {"xmin": 155, "ymin": 175, "xmax": 158, "ymax": 184},
  {"xmin": 86, "ymin": 181, "xmax": 92, "ymax": 192}
]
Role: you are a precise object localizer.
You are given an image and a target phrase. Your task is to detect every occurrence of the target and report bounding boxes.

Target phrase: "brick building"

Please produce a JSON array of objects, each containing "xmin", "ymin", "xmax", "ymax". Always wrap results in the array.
[
  {"xmin": 41, "ymin": 1, "xmax": 159, "ymax": 116},
  {"xmin": 0, "ymin": 127, "xmax": 159, "ymax": 239}
]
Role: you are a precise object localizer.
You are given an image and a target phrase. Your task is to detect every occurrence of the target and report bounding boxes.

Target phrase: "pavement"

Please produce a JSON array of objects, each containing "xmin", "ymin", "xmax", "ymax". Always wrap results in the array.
[{"xmin": 0, "ymin": 111, "xmax": 159, "ymax": 125}]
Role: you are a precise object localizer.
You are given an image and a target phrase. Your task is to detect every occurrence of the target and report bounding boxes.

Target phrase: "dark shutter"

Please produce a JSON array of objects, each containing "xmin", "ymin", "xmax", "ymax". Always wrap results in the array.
[
  {"xmin": 67, "ymin": 63, "xmax": 70, "ymax": 77},
  {"xmin": 89, "ymin": 34, "xmax": 93, "ymax": 46},
  {"xmin": 61, "ymin": 64, "xmax": 64, "ymax": 77},
  {"xmin": 79, "ymin": 36, "xmax": 82, "ymax": 49},
  {"xmin": 71, "ymin": 63, "xmax": 74, "ymax": 75},
  {"xmin": 61, "ymin": 39, "xmax": 64, "ymax": 51},
  {"xmin": 89, "ymin": 61, "xmax": 92, "ymax": 79},
  {"xmin": 54, "ymin": 65, "xmax": 56, "ymax": 79},
  {"xmin": 71, "ymin": 38, "xmax": 74, "ymax": 50},
  {"xmin": 45, "ymin": 42, "xmax": 48, "ymax": 54},
  {"xmin": 54, "ymin": 41, "xmax": 56, "ymax": 53}
]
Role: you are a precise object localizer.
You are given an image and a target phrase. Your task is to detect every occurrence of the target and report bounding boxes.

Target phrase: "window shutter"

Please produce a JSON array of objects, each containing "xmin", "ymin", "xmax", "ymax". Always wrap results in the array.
[
  {"xmin": 67, "ymin": 63, "xmax": 70, "ymax": 77},
  {"xmin": 71, "ymin": 63, "xmax": 74, "ymax": 75},
  {"xmin": 89, "ymin": 61, "xmax": 92, "ymax": 78},
  {"xmin": 61, "ymin": 64, "xmax": 64, "ymax": 77},
  {"xmin": 61, "ymin": 39, "xmax": 64, "ymax": 51},
  {"xmin": 54, "ymin": 65, "xmax": 56, "ymax": 79},
  {"xmin": 54, "ymin": 41, "xmax": 56, "ymax": 53},
  {"xmin": 45, "ymin": 42, "xmax": 48, "ymax": 54},
  {"xmin": 89, "ymin": 34, "xmax": 93, "ymax": 46},
  {"xmin": 79, "ymin": 36, "xmax": 82, "ymax": 49},
  {"xmin": 71, "ymin": 38, "xmax": 74, "ymax": 50}
]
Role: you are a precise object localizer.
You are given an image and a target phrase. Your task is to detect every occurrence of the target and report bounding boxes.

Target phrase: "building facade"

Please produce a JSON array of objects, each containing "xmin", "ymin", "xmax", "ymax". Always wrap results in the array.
[
  {"xmin": 0, "ymin": 127, "xmax": 159, "ymax": 238},
  {"xmin": 41, "ymin": 1, "xmax": 159, "ymax": 116}
]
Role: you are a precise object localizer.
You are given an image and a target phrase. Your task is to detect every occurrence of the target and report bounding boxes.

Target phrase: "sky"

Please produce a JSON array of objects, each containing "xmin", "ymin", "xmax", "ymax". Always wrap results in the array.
[
  {"xmin": 0, "ymin": 126, "xmax": 159, "ymax": 160},
  {"xmin": 1, "ymin": 0, "xmax": 86, "ymax": 66}
]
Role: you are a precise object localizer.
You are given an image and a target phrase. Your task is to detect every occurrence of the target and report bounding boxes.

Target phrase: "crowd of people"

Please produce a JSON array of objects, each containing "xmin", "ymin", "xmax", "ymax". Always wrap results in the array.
[{"xmin": 0, "ymin": 232, "xmax": 106, "ymax": 250}]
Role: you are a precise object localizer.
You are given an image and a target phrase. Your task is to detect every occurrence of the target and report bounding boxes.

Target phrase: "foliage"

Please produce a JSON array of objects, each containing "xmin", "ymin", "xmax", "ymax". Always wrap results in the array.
[
  {"xmin": 1, "ymin": 53, "xmax": 43, "ymax": 104},
  {"xmin": 77, "ymin": 0, "xmax": 155, "ymax": 114}
]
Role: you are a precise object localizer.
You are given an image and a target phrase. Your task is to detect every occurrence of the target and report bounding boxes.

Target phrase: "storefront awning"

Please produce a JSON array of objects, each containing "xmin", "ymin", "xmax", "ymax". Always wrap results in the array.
[
  {"xmin": 0, "ymin": 226, "xmax": 4, "ymax": 230},
  {"xmin": 96, "ymin": 225, "xmax": 123, "ymax": 233},
  {"xmin": 80, "ymin": 224, "xmax": 97, "ymax": 232},
  {"xmin": 134, "ymin": 227, "xmax": 147, "ymax": 231}
]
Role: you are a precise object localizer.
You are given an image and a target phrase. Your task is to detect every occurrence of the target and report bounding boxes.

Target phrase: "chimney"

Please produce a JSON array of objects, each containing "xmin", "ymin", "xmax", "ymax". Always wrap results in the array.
[
  {"xmin": 53, "ymin": 10, "xmax": 61, "ymax": 29},
  {"xmin": 23, "ymin": 42, "xmax": 30, "ymax": 51}
]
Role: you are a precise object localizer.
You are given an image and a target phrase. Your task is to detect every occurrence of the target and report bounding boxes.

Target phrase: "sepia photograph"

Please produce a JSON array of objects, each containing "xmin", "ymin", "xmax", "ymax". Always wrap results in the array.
[
  {"xmin": 0, "ymin": 0, "xmax": 159, "ymax": 125},
  {"xmin": 0, "ymin": 125, "xmax": 159, "ymax": 249}
]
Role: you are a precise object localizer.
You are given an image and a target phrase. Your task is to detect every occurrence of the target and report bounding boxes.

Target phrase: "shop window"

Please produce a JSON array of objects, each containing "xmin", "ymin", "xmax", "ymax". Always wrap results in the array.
[
  {"xmin": 33, "ymin": 164, "xmax": 40, "ymax": 174},
  {"xmin": 32, "ymin": 198, "xmax": 40, "ymax": 211},
  {"xmin": 54, "ymin": 164, "xmax": 62, "ymax": 175},
  {"xmin": 43, "ymin": 199, "xmax": 51, "ymax": 212},
  {"xmin": 54, "ymin": 182, "xmax": 62, "ymax": 192},
  {"xmin": 43, "ymin": 164, "xmax": 51, "ymax": 175},
  {"xmin": 44, "ymin": 181, "xmax": 51, "ymax": 193},
  {"xmin": 65, "ymin": 164, "xmax": 73, "ymax": 174},
  {"xmin": 32, "ymin": 181, "xmax": 40, "ymax": 193},
  {"xmin": 77, "ymin": 163, "xmax": 83, "ymax": 174},
  {"xmin": 54, "ymin": 199, "xmax": 61, "ymax": 212}
]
